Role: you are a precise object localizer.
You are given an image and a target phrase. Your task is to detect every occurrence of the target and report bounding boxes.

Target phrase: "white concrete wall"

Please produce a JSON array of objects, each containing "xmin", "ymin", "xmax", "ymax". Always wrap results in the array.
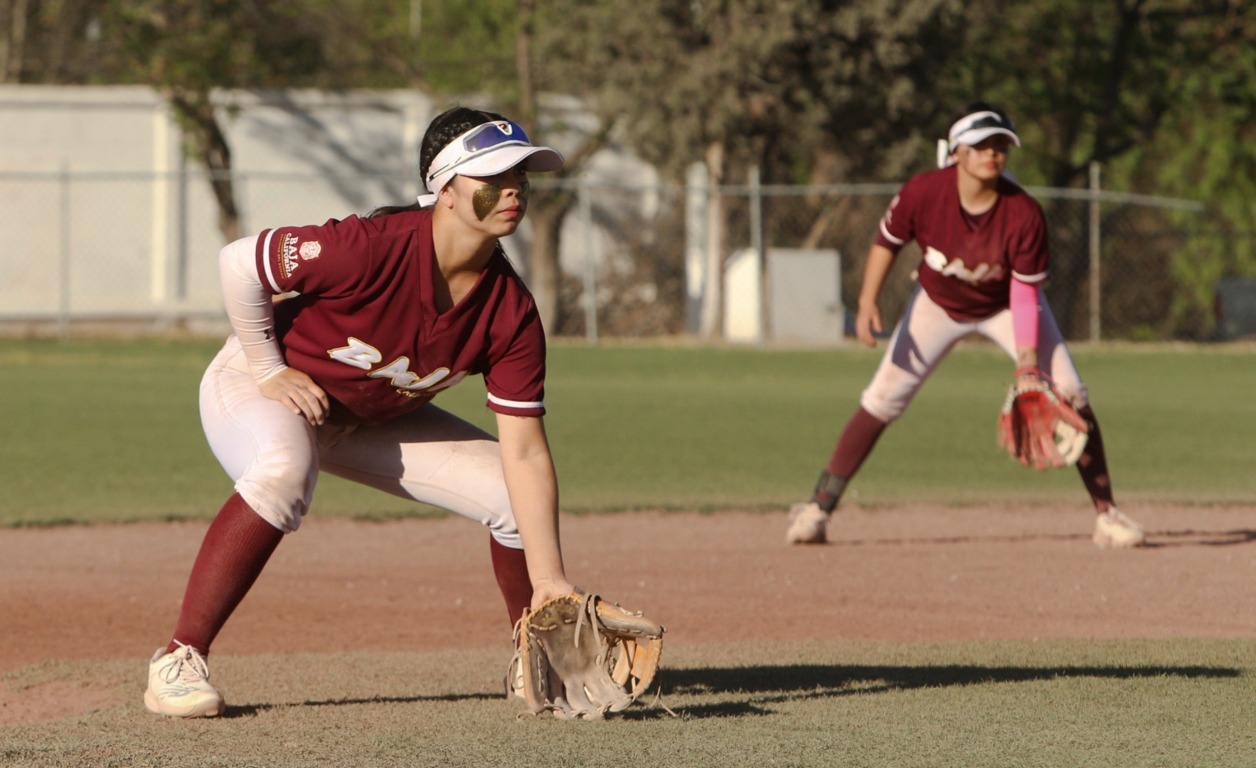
[
  {"xmin": 0, "ymin": 86, "xmax": 666, "ymax": 332},
  {"xmin": 0, "ymin": 85, "xmax": 430, "ymax": 321}
]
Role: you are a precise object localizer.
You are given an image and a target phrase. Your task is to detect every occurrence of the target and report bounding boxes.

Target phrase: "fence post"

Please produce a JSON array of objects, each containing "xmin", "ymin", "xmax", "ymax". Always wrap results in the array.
[
  {"xmin": 177, "ymin": 154, "xmax": 190, "ymax": 301},
  {"xmin": 1089, "ymin": 161, "xmax": 1101, "ymax": 342},
  {"xmin": 684, "ymin": 162, "xmax": 708, "ymax": 335},
  {"xmin": 151, "ymin": 102, "xmax": 172, "ymax": 308},
  {"xmin": 58, "ymin": 161, "xmax": 71, "ymax": 340},
  {"xmin": 578, "ymin": 180, "xmax": 598, "ymax": 345},
  {"xmin": 748, "ymin": 165, "xmax": 765, "ymax": 344}
]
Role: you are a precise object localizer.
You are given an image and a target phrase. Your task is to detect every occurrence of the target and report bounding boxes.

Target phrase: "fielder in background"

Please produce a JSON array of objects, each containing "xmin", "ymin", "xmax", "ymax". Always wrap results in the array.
[
  {"xmin": 786, "ymin": 101, "xmax": 1147, "ymax": 551},
  {"xmin": 145, "ymin": 106, "xmax": 578, "ymax": 718}
]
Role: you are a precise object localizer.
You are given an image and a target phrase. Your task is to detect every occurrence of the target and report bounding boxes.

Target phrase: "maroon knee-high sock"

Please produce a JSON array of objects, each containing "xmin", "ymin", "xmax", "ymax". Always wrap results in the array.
[
  {"xmin": 489, "ymin": 536, "xmax": 532, "ymax": 627},
  {"xmin": 811, "ymin": 407, "xmax": 889, "ymax": 512},
  {"xmin": 165, "ymin": 493, "xmax": 284, "ymax": 655},
  {"xmin": 827, "ymin": 407, "xmax": 889, "ymax": 479},
  {"xmin": 1075, "ymin": 405, "xmax": 1115, "ymax": 512}
]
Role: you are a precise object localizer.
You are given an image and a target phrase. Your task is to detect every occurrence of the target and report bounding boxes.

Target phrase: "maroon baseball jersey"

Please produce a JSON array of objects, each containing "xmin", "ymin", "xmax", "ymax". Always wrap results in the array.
[
  {"xmin": 875, "ymin": 165, "xmax": 1049, "ymax": 321},
  {"xmin": 254, "ymin": 208, "xmax": 545, "ymax": 425}
]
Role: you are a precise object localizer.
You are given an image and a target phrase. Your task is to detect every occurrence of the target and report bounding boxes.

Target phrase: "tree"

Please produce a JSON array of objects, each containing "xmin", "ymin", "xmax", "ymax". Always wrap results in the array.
[
  {"xmin": 413, "ymin": 0, "xmax": 517, "ymax": 97},
  {"xmin": 0, "ymin": 0, "xmax": 30, "ymax": 82},
  {"xmin": 532, "ymin": 0, "xmax": 967, "ymax": 335},
  {"xmin": 400, "ymin": 0, "xmax": 624, "ymax": 334},
  {"xmin": 469, "ymin": 0, "xmax": 617, "ymax": 335},
  {"xmin": 538, "ymin": 0, "xmax": 817, "ymax": 335},
  {"xmin": 1141, "ymin": 3, "xmax": 1256, "ymax": 337},
  {"xmin": 947, "ymin": 0, "xmax": 1251, "ymax": 337},
  {"xmin": 10, "ymin": 0, "xmax": 1253, "ymax": 339},
  {"xmin": 0, "ymin": 0, "xmax": 109, "ymax": 84},
  {"xmin": 87, "ymin": 1, "xmax": 416, "ymax": 242}
]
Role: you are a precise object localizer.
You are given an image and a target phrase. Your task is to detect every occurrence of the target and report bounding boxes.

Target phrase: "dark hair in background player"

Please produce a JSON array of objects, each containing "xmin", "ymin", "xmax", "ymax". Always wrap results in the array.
[
  {"xmin": 784, "ymin": 101, "xmax": 1146, "ymax": 550},
  {"xmin": 144, "ymin": 105, "xmax": 578, "ymax": 718}
]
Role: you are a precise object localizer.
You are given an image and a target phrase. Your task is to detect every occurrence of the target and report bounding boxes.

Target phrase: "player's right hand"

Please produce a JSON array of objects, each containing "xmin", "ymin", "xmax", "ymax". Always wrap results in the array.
[
  {"xmin": 855, "ymin": 303, "xmax": 883, "ymax": 347},
  {"xmin": 529, "ymin": 577, "xmax": 580, "ymax": 610},
  {"xmin": 260, "ymin": 368, "xmax": 329, "ymax": 426}
]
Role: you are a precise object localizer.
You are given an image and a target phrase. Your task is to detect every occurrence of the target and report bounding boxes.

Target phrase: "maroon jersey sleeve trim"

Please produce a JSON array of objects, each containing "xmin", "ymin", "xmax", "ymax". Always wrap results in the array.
[
  {"xmin": 876, "ymin": 186, "xmax": 913, "ymax": 252},
  {"xmin": 1012, "ymin": 269, "xmax": 1048, "ymax": 284},
  {"xmin": 487, "ymin": 392, "xmax": 544, "ymax": 410},
  {"xmin": 487, "ymin": 392, "xmax": 545, "ymax": 417},
  {"xmin": 877, "ymin": 218, "xmax": 907, "ymax": 249}
]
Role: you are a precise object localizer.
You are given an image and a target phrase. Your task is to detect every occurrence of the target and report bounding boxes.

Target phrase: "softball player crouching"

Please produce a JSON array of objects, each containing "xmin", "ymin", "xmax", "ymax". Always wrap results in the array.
[
  {"xmin": 145, "ymin": 106, "xmax": 579, "ymax": 717},
  {"xmin": 786, "ymin": 101, "xmax": 1146, "ymax": 550}
]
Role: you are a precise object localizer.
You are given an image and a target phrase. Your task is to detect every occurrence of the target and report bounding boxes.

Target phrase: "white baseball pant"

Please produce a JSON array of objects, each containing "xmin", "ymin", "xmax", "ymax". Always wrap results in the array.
[
  {"xmin": 860, "ymin": 285, "xmax": 1089, "ymax": 423},
  {"xmin": 199, "ymin": 335, "xmax": 521, "ymax": 547}
]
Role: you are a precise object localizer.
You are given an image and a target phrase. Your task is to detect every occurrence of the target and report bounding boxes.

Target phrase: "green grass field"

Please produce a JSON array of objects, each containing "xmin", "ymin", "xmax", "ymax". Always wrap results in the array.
[
  {"xmin": 4, "ymin": 641, "xmax": 1253, "ymax": 767},
  {"xmin": 1, "ymin": 338, "xmax": 1253, "ymax": 767},
  {"xmin": 0, "ymin": 338, "xmax": 1252, "ymax": 525}
]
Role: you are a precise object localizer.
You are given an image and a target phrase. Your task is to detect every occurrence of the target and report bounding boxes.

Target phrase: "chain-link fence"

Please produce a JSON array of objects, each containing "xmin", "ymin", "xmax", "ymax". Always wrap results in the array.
[
  {"xmin": 0, "ymin": 168, "xmax": 1238, "ymax": 343},
  {"xmin": 556, "ymin": 173, "xmax": 1232, "ymax": 343}
]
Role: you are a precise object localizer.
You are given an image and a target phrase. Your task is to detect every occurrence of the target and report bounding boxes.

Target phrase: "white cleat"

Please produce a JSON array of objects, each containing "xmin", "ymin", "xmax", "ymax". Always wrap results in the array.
[
  {"xmin": 144, "ymin": 643, "xmax": 225, "ymax": 717},
  {"xmin": 786, "ymin": 502, "xmax": 830, "ymax": 545},
  {"xmin": 1092, "ymin": 508, "xmax": 1147, "ymax": 549}
]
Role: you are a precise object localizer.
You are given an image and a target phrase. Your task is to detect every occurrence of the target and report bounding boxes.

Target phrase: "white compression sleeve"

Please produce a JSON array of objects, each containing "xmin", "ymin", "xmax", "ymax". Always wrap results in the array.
[{"xmin": 219, "ymin": 235, "xmax": 288, "ymax": 384}]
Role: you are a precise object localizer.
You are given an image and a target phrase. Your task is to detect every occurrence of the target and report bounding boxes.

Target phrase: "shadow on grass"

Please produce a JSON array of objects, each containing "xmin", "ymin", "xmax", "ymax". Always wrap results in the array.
[
  {"xmin": 223, "ymin": 692, "xmax": 502, "ymax": 718},
  {"xmin": 643, "ymin": 663, "xmax": 1241, "ymax": 720},
  {"xmin": 215, "ymin": 664, "xmax": 1241, "ymax": 721}
]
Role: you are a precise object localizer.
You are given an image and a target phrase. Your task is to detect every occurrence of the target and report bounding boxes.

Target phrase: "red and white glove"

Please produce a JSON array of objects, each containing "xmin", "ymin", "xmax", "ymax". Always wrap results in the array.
[{"xmin": 996, "ymin": 367, "xmax": 1090, "ymax": 470}]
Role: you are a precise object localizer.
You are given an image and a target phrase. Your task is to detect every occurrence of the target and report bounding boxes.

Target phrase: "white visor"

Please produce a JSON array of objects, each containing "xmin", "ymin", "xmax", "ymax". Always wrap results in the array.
[
  {"xmin": 417, "ymin": 119, "xmax": 563, "ymax": 207},
  {"xmin": 938, "ymin": 110, "xmax": 1020, "ymax": 167}
]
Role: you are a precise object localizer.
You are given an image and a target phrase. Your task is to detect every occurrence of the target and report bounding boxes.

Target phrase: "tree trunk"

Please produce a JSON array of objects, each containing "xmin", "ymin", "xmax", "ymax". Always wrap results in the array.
[
  {"xmin": 700, "ymin": 140, "xmax": 725, "ymax": 338},
  {"xmin": 512, "ymin": 0, "xmax": 558, "ymax": 329},
  {"xmin": 515, "ymin": 0, "xmax": 536, "ymax": 123},
  {"xmin": 523, "ymin": 191, "xmax": 574, "ymax": 333},
  {"xmin": 1, "ymin": 0, "xmax": 29, "ymax": 83},
  {"xmin": 168, "ymin": 89, "xmax": 240, "ymax": 243}
]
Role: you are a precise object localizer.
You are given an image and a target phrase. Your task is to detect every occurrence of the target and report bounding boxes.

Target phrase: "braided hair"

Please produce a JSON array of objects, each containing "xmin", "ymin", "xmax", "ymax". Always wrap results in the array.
[{"xmin": 368, "ymin": 105, "xmax": 507, "ymax": 219}]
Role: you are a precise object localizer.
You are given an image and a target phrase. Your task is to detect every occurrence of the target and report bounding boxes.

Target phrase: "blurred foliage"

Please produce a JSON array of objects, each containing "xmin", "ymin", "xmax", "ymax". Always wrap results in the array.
[
  {"xmin": 416, "ymin": 0, "xmax": 517, "ymax": 99},
  {"xmin": 2, "ymin": 0, "xmax": 1251, "ymax": 338},
  {"xmin": 941, "ymin": 1, "xmax": 1254, "ymax": 337},
  {"xmin": 5, "ymin": 0, "xmax": 1249, "ymax": 193},
  {"xmin": 530, "ymin": 0, "xmax": 967, "ymax": 185}
]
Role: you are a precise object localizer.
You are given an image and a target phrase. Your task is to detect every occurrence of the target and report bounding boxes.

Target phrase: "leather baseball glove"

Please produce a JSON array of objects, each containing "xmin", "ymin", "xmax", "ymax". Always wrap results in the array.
[
  {"xmin": 507, "ymin": 592, "xmax": 664, "ymax": 720},
  {"xmin": 997, "ymin": 367, "xmax": 1089, "ymax": 470}
]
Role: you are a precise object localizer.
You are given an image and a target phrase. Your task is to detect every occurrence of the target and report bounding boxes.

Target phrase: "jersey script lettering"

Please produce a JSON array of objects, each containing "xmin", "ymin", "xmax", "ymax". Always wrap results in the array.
[
  {"xmin": 923, "ymin": 246, "xmax": 1006, "ymax": 285},
  {"xmin": 329, "ymin": 337, "xmax": 468, "ymax": 395},
  {"xmin": 328, "ymin": 337, "xmax": 382, "ymax": 370}
]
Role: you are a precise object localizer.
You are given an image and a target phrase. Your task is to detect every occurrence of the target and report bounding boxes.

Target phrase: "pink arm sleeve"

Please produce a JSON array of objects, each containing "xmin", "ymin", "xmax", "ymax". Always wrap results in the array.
[
  {"xmin": 1010, "ymin": 278, "xmax": 1040, "ymax": 351},
  {"xmin": 219, "ymin": 236, "xmax": 288, "ymax": 384}
]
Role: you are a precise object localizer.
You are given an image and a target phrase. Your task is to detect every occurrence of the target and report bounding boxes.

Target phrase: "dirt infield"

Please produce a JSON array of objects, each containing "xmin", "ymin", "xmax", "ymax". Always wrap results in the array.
[{"xmin": 2, "ymin": 503, "xmax": 1253, "ymax": 725}]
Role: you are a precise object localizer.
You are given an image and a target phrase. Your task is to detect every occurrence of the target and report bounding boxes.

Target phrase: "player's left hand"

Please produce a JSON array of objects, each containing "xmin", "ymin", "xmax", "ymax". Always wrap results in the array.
[
  {"xmin": 260, "ymin": 368, "xmax": 330, "ymax": 426},
  {"xmin": 996, "ymin": 367, "xmax": 1089, "ymax": 470},
  {"xmin": 855, "ymin": 302, "xmax": 883, "ymax": 346}
]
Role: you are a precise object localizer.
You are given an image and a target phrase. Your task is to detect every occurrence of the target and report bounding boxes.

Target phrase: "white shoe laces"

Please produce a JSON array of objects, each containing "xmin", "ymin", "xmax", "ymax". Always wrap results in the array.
[{"xmin": 160, "ymin": 643, "xmax": 211, "ymax": 685}]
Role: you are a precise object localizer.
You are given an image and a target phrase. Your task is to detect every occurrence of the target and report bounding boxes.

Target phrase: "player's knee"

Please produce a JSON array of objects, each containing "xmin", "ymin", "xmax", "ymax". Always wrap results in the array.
[
  {"xmin": 235, "ymin": 484, "xmax": 308, "ymax": 533},
  {"xmin": 859, "ymin": 392, "xmax": 905, "ymax": 423},
  {"xmin": 483, "ymin": 499, "xmax": 521, "ymax": 549},
  {"xmin": 488, "ymin": 526, "xmax": 522, "ymax": 550},
  {"xmin": 235, "ymin": 461, "xmax": 316, "ymax": 533}
]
